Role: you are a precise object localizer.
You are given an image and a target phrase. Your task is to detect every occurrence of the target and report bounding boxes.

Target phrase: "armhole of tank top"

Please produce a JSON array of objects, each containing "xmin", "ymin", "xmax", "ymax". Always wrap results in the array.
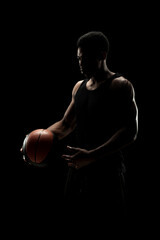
[
  {"xmin": 74, "ymin": 79, "xmax": 88, "ymax": 98},
  {"xmin": 112, "ymin": 72, "xmax": 123, "ymax": 79},
  {"xmin": 117, "ymin": 72, "xmax": 123, "ymax": 77}
]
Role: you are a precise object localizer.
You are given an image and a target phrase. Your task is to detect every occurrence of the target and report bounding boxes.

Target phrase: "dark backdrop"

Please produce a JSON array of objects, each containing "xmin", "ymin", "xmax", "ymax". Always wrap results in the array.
[{"xmin": 2, "ymin": 3, "xmax": 158, "ymax": 235}]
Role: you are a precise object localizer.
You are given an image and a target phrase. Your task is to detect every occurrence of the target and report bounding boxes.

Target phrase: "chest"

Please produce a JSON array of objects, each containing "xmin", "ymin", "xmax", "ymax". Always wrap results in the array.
[{"xmin": 75, "ymin": 86, "xmax": 117, "ymax": 118}]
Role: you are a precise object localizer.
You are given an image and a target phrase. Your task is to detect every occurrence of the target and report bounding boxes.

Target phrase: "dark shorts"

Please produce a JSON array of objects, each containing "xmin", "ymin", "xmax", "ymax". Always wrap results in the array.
[{"xmin": 63, "ymin": 160, "xmax": 127, "ymax": 225}]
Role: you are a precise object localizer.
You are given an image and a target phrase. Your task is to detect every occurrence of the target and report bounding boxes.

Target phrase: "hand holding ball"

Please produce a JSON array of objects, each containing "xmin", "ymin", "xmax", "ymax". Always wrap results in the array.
[{"xmin": 22, "ymin": 129, "xmax": 56, "ymax": 167}]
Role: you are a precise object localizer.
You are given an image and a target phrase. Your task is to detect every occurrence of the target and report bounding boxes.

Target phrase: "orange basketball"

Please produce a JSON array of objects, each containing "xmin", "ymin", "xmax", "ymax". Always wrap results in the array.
[{"xmin": 22, "ymin": 129, "xmax": 55, "ymax": 167}]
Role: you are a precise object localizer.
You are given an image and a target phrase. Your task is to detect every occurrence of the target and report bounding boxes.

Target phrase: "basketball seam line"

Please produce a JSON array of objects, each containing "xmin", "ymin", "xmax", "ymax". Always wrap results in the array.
[{"xmin": 35, "ymin": 129, "xmax": 44, "ymax": 163}]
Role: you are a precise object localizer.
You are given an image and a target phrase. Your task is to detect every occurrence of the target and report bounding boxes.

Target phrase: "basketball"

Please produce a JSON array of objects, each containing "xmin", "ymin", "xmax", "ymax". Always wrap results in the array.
[{"xmin": 22, "ymin": 129, "xmax": 56, "ymax": 167}]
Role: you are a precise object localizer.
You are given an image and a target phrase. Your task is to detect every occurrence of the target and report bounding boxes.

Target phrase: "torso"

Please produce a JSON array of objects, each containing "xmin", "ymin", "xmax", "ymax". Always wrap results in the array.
[
  {"xmin": 66, "ymin": 73, "xmax": 132, "ymax": 191},
  {"xmin": 74, "ymin": 72, "xmax": 130, "ymax": 150}
]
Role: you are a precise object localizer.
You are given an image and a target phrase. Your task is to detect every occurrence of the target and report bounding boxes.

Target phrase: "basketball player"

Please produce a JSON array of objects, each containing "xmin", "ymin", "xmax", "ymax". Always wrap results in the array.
[
  {"xmin": 46, "ymin": 31, "xmax": 138, "ymax": 226},
  {"xmin": 22, "ymin": 31, "xmax": 138, "ymax": 229}
]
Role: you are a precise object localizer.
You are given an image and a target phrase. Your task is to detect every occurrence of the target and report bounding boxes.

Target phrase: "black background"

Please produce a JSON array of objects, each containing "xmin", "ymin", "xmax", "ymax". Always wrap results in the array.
[{"xmin": 2, "ymin": 2, "xmax": 159, "ymax": 236}]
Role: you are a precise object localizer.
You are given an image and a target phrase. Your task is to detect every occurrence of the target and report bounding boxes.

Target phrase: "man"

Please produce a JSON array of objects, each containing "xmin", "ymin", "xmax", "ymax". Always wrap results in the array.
[
  {"xmin": 22, "ymin": 31, "xmax": 138, "ymax": 228},
  {"xmin": 47, "ymin": 31, "xmax": 138, "ymax": 224}
]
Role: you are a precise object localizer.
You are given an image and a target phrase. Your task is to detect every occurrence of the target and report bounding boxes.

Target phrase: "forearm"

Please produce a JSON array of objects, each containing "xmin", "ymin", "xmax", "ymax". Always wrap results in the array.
[
  {"xmin": 90, "ymin": 126, "xmax": 137, "ymax": 160},
  {"xmin": 47, "ymin": 119, "xmax": 73, "ymax": 140}
]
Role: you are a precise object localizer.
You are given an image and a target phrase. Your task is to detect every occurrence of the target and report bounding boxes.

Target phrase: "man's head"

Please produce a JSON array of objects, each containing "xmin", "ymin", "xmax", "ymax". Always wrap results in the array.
[
  {"xmin": 77, "ymin": 31, "xmax": 110, "ymax": 77},
  {"xmin": 77, "ymin": 31, "xmax": 109, "ymax": 58}
]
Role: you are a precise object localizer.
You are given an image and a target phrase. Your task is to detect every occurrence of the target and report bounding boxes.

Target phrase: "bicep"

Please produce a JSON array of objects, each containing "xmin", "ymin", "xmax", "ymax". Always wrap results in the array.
[
  {"xmin": 62, "ymin": 80, "xmax": 83, "ymax": 130},
  {"xmin": 122, "ymin": 83, "xmax": 138, "ymax": 138},
  {"xmin": 117, "ymin": 80, "xmax": 138, "ymax": 126},
  {"xmin": 126, "ymin": 83, "xmax": 138, "ymax": 122},
  {"xmin": 115, "ymin": 81, "xmax": 138, "ymax": 140},
  {"xmin": 62, "ymin": 98, "xmax": 77, "ymax": 130}
]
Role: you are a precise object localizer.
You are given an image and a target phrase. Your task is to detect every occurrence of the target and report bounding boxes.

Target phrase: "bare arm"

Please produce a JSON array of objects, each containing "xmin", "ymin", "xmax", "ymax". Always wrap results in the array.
[
  {"xmin": 47, "ymin": 80, "xmax": 83, "ymax": 140},
  {"xmin": 90, "ymin": 123, "xmax": 137, "ymax": 160}
]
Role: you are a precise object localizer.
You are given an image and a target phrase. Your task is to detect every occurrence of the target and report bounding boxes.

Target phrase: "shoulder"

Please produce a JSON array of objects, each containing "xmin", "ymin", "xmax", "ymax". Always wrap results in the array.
[
  {"xmin": 111, "ymin": 75, "xmax": 134, "ymax": 93},
  {"xmin": 72, "ymin": 79, "xmax": 86, "ymax": 97},
  {"xmin": 111, "ymin": 75, "xmax": 132, "ymax": 88},
  {"xmin": 110, "ymin": 75, "xmax": 135, "ymax": 100}
]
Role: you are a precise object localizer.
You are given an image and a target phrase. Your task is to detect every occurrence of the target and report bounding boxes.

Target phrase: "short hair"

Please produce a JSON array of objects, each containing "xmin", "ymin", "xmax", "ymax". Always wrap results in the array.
[{"xmin": 77, "ymin": 31, "xmax": 109, "ymax": 55}]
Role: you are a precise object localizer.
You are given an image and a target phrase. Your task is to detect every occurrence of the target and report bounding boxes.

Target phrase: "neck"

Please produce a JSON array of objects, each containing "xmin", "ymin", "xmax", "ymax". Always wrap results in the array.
[
  {"xmin": 91, "ymin": 66, "xmax": 114, "ymax": 83},
  {"xmin": 86, "ymin": 67, "xmax": 115, "ymax": 91}
]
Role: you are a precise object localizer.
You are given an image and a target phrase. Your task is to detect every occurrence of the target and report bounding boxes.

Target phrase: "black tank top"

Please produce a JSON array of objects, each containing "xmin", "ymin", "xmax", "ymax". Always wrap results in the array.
[
  {"xmin": 73, "ymin": 72, "xmax": 125, "ymax": 171},
  {"xmin": 64, "ymin": 73, "xmax": 126, "ymax": 197},
  {"xmin": 74, "ymin": 72, "xmax": 123, "ymax": 150}
]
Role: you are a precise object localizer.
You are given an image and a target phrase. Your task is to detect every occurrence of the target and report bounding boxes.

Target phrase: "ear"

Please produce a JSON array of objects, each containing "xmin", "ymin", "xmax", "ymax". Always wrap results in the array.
[
  {"xmin": 101, "ymin": 51, "xmax": 107, "ymax": 60},
  {"xmin": 98, "ymin": 51, "xmax": 107, "ymax": 60}
]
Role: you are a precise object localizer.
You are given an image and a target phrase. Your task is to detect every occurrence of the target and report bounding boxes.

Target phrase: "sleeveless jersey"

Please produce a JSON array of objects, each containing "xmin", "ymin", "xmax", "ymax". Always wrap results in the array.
[{"xmin": 74, "ymin": 72, "xmax": 125, "ymax": 171}]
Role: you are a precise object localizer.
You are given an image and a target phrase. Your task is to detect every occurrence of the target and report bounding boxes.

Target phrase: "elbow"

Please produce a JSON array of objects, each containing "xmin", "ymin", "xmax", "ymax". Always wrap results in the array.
[
  {"xmin": 125, "ymin": 131, "xmax": 137, "ymax": 148},
  {"xmin": 128, "ymin": 104, "xmax": 138, "ymax": 143},
  {"xmin": 132, "ymin": 131, "xmax": 138, "ymax": 143},
  {"xmin": 133, "ymin": 117, "xmax": 138, "ymax": 141},
  {"xmin": 128, "ymin": 121, "xmax": 138, "ymax": 144}
]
